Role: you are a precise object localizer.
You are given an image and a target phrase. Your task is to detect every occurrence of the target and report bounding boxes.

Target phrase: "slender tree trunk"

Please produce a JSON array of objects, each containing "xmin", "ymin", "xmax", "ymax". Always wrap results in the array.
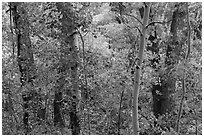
[
  {"xmin": 79, "ymin": 31, "xmax": 91, "ymax": 134},
  {"xmin": 11, "ymin": 2, "xmax": 36, "ymax": 134},
  {"xmin": 69, "ymin": 33, "xmax": 81, "ymax": 135},
  {"xmin": 194, "ymin": 110, "xmax": 198, "ymax": 135},
  {"xmin": 117, "ymin": 89, "xmax": 125, "ymax": 135},
  {"xmin": 53, "ymin": 52, "xmax": 66, "ymax": 127},
  {"xmin": 53, "ymin": 35, "xmax": 67, "ymax": 126},
  {"xmin": 53, "ymin": 87, "xmax": 64, "ymax": 127},
  {"xmin": 176, "ymin": 2, "xmax": 191, "ymax": 133},
  {"xmin": 132, "ymin": 3, "xmax": 151, "ymax": 135},
  {"xmin": 8, "ymin": 2, "xmax": 18, "ymax": 128}
]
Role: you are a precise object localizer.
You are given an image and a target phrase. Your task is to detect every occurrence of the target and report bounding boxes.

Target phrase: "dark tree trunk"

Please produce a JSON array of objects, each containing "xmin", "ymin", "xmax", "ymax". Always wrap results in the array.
[
  {"xmin": 36, "ymin": 91, "xmax": 46, "ymax": 124},
  {"xmin": 37, "ymin": 108, "xmax": 46, "ymax": 123},
  {"xmin": 148, "ymin": 4, "xmax": 182, "ymax": 118},
  {"xmin": 146, "ymin": 10, "xmax": 166, "ymax": 118},
  {"xmin": 54, "ymin": 91, "xmax": 64, "ymax": 127},
  {"xmin": 53, "ymin": 43, "xmax": 66, "ymax": 127},
  {"xmin": 55, "ymin": 3, "xmax": 81, "ymax": 134},
  {"xmin": 53, "ymin": 65, "xmax": 66, "ymax": 127},
  {"xmin": 22, "ymin": 94, "xmax": 31, "ymax": 131},
  {"xmin": 69, "ymin": 101, "xmax": 80, "ymax": 135},
  {"xmin": 11, "ymin": 2, "xmax": 36, "ymax": 134}
]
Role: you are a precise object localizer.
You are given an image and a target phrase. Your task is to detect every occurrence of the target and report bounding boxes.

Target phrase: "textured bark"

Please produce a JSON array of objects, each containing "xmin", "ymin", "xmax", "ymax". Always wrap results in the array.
[
  {"xmin": 150, "ymin": 4, "xmax": 182, "ymax": 118},
  {"xmin": 133, "ymin": 3, "xmax": 151, "ymax": 135},
  {"xmin": 69, "ymin": 33, "xmax": 81, "ymax": 135},
  {"xmin": 53, "ymin": 50, "xmax": 66, "ymax": 127},
  {"xmin": 56, "ymin": 3, "xmax": 81, "ymax": 134},
  {"xmin": 11, "ymin": 2, "xmax": 36, "ymax": 134},
  {"xmin": 54, "ymin": 90, "xmax": 64, "ymax": 127},
  {"xmin": 165, "ymin": 6, "xmax": 179, "ymax": 66}
]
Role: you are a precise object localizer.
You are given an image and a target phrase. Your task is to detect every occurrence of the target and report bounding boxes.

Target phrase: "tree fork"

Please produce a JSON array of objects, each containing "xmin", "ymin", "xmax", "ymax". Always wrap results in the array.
[
  {"xmin": 132, "ymin": 3, "xmax": 151, "ymax": 135},
  {"xmin": 78, "ymin": 29, "xmax": 90, "ymax": 135}
]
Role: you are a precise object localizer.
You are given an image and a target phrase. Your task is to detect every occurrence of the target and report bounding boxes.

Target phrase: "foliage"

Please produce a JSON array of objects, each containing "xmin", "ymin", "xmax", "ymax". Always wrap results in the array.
[{"xmin": 2, "ymin": 2, "xmax": 202, "ymax": 135}]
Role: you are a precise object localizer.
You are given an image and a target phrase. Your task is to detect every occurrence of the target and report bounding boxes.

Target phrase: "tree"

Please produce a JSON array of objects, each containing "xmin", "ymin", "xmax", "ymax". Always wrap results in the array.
[
  {"xmin": 2, "ymin": 2, "xmax": 202, "ymax": 135},
  {"xmin": 132, "ymin": 2, "xmax": 151, "ymax": 134},
  {"xmin": 55, "ymin": 3, "xmax": 81, "ymax": 134},
  {"xmin": 10, "ymin": 2, "xmax": 36, "ymax": 134},
  {"xmin": 151, "ymin": 3, "xmax": 183, "ymax": 118}
]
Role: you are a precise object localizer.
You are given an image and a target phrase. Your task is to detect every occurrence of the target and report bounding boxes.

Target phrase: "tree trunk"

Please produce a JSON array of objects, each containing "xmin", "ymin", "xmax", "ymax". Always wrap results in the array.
[
  {"xmin": 53, "ymin": 52, "xmax": 66, "ymax": 127},
  {"xmin": 11, "ymin": 2, "xmax": 36, "ymax": 134},
  {"xmin": 151, "ymin": 4, "xmax": 181, "ymax": 118},
  {"xmin": 54, "ymin": 89, "xmax": 64, "ymax": 127},
  {"xmin": 117, "ymin": 89, "xmax": 125, "ymax": 135},
  {"xmin": 56, "ymin": 3, "xmax": 81, "ymax": 134},
  {"xmin": 69, "ymin": 33, "xmax": 81, "ymax": 135},
  {"xmin": 132, "ymin": 3, "xmax": 151, "ymax": 135}
]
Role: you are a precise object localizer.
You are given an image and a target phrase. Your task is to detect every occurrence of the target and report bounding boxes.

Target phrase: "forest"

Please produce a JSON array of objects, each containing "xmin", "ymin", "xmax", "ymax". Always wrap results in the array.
[{"xmin": 2, "ymin": 2, "xmax": 202, "ymax": 135}]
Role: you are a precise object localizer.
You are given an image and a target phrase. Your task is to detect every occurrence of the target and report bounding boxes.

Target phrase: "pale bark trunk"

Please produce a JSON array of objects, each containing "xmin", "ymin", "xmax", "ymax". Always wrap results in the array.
[
  {"xmin": 132, "ymin": 3, "xmax": 151, "ymax": 135},
  {"xmin": 69, "ymin": 33, "xmax": 81, "ymax": 135}
]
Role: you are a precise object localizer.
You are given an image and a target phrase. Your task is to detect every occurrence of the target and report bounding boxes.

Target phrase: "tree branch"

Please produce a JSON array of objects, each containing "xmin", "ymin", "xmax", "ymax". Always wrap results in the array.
[
  {"xmin": 124, "ymin": 23, "xmax": 142, "ymax": 36},
  {"xmin": 143, "ymin": 2, "xmax": 148, "ymax": 7},
  {"xmin": 145, "ymin": 20, "xmax": 172, "ymax": 29},
  {"xmin": 124, "ymin": 13, "xmax": 143, "ymax": 25}
]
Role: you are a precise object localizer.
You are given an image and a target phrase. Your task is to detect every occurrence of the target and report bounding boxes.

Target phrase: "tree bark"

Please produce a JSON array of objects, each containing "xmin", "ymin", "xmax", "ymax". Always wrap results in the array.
[
  {"xmin": 56, "ymin": 3, "xmax": 81, "ymax": 134},
  {"xmin": 132, "ymin": 3, "xmax": 151, "ymax": 135},
  {"xmin": 150, "ymin": 3, "xmax": 182, "ymax": 118},
  {"xmin": 54, "ymin": 88, "xmax": 64, "ymax": 127},
  {"xmin": 53, "ymin": 41, "xmax": 66, "ymax": 126},
  {"xmin": 69, "ymin": 33, "xmax": 81, "ymax": 135},
  {"xmin": 11, "ymin": 2, "xmax": 36, "ymax": 134}
]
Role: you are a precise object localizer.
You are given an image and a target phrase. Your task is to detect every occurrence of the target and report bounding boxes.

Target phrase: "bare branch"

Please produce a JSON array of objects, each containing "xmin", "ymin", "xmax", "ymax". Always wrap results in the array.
[
  {"xmin": 134, "ymin": 26, "xmax": 143, "ymax": 36},
  {"xmin": 82, "ymin": 31, "xmax": 89, "ymax": 37},
  {"xmin": 145, "ymin": 20, "xmax": 172, "ymax": 29},
  {"xmin": 124, "ymin": 13, "xmax": 143, "ymax": 25},
  {"xmin": 143, "ymin": 2, "xmax": 148, "ymax": 7},
  {"xmin": 124, "ymin": 23, "xmax": 142, "ymax": 36}
]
